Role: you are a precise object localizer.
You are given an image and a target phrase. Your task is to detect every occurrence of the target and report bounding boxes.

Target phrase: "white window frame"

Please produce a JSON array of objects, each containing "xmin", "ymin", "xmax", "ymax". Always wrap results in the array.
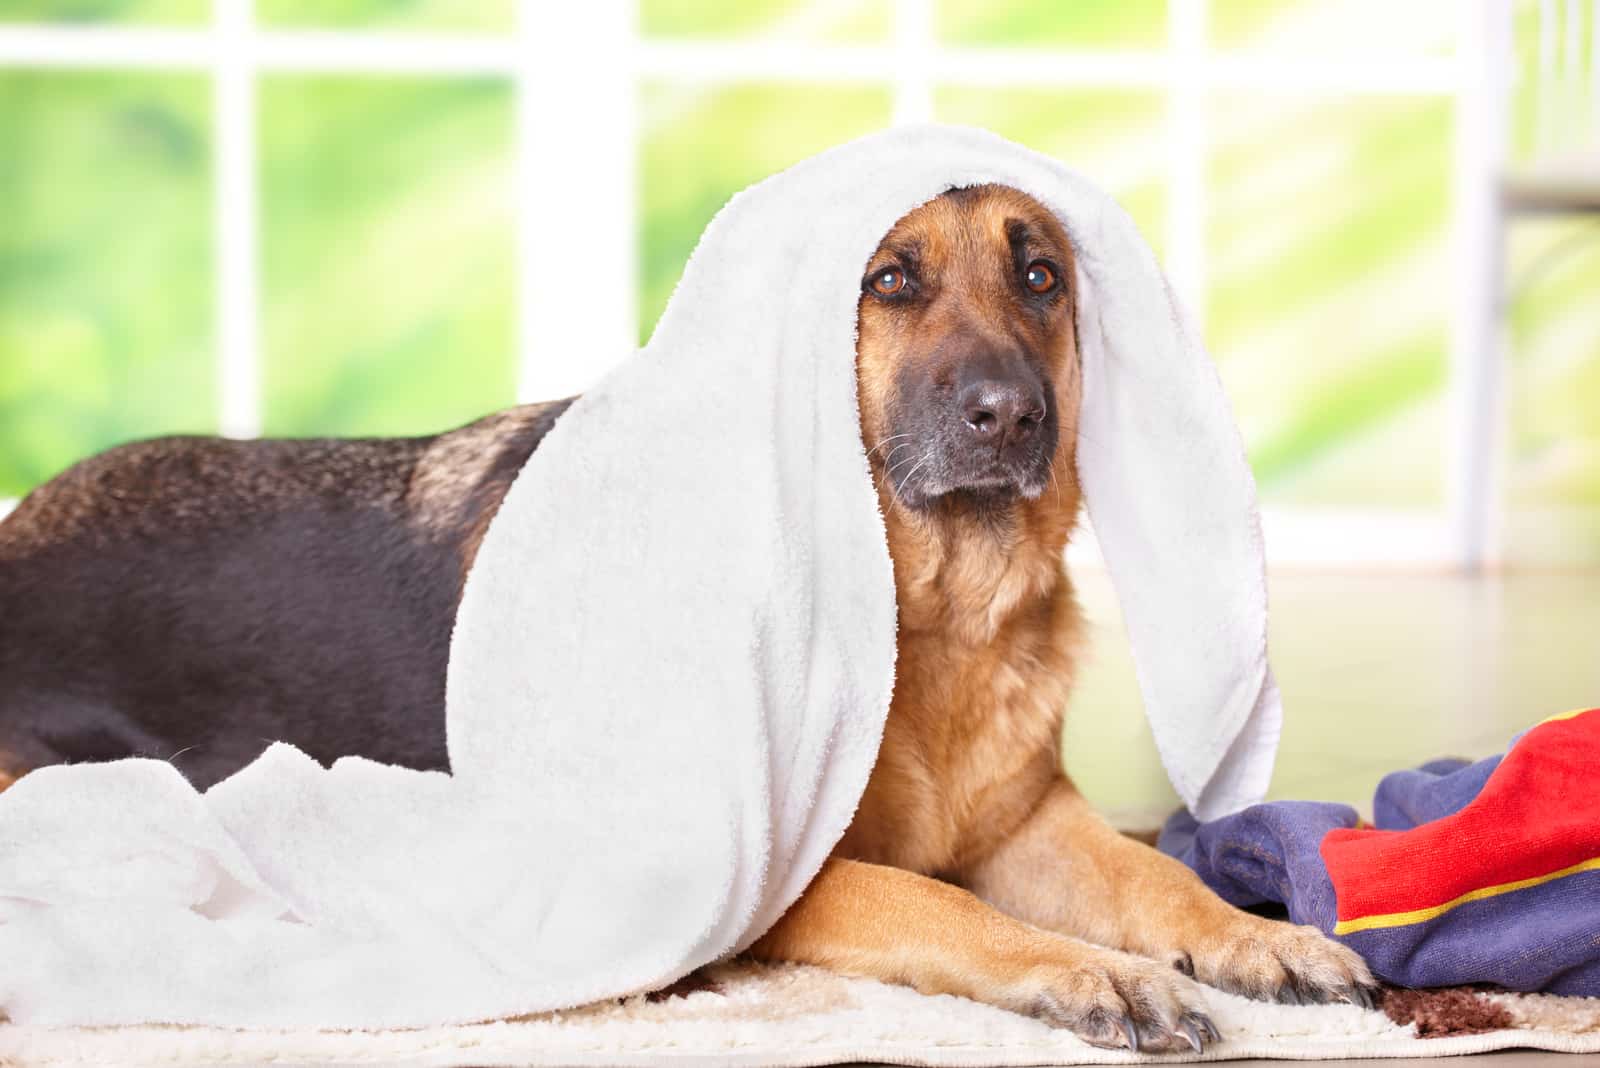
[{"xmin": 0, "ymin": 0, "xmax": 1507, "ymax": 570}]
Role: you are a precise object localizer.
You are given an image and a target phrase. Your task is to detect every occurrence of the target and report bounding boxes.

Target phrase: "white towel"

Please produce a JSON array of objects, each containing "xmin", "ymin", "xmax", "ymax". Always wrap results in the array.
[{"xmin": 0, "ymin": 124, "xmax": 1278, "ymax": 1029}]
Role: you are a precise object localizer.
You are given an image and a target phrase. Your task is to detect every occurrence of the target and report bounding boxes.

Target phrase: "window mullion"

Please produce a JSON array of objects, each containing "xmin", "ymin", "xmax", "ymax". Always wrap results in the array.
[
  {"xmin": 514, "ymin": 0, "xmax": 638, "ymax": 401},
  {"xmin": 214, "ymin": 0, "xmax": 262, "ymax": 439}
]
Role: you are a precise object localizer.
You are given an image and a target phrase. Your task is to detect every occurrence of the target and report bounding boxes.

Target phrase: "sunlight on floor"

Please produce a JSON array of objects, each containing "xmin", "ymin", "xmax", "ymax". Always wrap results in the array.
[{"xmin": 1064, "ymin": 567, "xmax": 1600, "ymax": 827}]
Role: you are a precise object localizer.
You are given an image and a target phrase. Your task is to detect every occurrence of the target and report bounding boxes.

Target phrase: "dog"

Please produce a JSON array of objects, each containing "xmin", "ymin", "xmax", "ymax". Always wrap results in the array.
[{"xmin": 0, "ymin": 184, "xmax": 1374, "ymax": 1050}]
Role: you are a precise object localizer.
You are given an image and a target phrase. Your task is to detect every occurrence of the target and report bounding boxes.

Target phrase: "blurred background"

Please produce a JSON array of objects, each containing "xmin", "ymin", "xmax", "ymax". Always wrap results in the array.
[{"xmin": 0, "ymin": 0, "xmax": 1595, "ymax": 820}]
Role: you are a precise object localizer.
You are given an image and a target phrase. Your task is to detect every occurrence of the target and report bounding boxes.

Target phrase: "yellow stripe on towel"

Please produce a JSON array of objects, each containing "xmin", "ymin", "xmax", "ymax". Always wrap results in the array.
[
  {"xmin": 1334, "ymin": 855, "xmax": 1600, "ymax": 935},
  {"xmin": 1536, "ymin": 706, "xmax": 1596, "ymax": 727}
]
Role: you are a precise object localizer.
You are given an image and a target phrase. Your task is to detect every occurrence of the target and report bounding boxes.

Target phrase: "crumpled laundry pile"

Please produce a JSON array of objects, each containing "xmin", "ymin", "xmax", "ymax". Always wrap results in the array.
[{"xmin": 1163, "ymin": 706, "xmax": 1600, "ymax": 995}]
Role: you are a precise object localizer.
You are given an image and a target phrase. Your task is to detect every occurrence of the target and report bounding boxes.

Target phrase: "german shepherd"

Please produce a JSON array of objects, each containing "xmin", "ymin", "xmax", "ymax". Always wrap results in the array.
[{"xmin": 0, "ymin": 184, "xmax": 1373, "ymax": 1051}]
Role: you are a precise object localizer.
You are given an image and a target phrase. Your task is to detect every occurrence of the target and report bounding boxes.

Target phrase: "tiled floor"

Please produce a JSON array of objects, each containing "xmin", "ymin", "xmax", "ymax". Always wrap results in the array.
[{"xmin": 1061, "ymin": 569, "xmax": 1600, "ymax": 826}]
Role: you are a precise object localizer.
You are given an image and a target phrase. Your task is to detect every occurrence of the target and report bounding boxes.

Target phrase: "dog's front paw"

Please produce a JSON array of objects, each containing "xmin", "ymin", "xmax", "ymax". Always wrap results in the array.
[
  {"xmin": 1177, "ymin": 914, "xmax": 1377, "ymax": 1008},
  {"xmin": 1019, "ymin": 946, "xmax": 1220, "ymax": 1053}
]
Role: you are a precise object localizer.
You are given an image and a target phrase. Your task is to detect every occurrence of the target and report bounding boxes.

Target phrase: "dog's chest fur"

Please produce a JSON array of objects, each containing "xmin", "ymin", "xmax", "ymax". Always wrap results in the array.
[{"xmin": 836, "ymin": 497, "xmax": 1083, "ymax": 879}]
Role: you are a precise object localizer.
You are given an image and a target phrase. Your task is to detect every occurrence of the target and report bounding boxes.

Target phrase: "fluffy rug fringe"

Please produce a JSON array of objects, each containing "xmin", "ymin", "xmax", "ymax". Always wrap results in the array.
[{"xmin": 3, "ymin": 963, "xmax": 1596, "ymax": 1067}]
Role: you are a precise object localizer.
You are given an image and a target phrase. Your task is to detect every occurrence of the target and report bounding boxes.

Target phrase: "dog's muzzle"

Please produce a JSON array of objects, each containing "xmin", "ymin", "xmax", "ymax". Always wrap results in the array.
[{"xmin": 888, "ymin": 346, "xmax": 1059, "ymax": 509}]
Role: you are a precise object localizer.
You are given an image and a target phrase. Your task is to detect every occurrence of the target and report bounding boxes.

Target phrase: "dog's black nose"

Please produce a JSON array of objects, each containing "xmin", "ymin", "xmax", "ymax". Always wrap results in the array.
[{"xmin": 958, "ymin": 377, "xmax": 1046, "ymax": 448}]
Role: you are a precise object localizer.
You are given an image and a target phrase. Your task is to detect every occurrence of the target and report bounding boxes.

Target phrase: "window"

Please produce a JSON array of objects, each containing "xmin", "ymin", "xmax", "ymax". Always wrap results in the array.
[{"xmin": 0, "ymin": 1, "xmax": 1594, "ymax": 567}]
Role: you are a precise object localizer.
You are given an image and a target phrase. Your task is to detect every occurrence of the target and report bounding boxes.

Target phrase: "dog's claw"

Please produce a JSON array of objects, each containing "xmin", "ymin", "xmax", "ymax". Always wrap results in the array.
[
  {"xmin": 1335, "ymin": 982, "xmax": 1377, "ymax": 1011},
  {"xmin": 1299, "ymin": 980, "xmax": 1332, "ymax": 1005},
  {"xmin": 1120, "ymin": 1014, "xmax": 1140, "ymax": 1052},
  {"xmin": 1029, "ymin": 950, "xmax": 1216, "ymax": 1052},
  {"xmin": 1177, "ymin": 1011, "xmax": 1221, "ymax": 1045}
]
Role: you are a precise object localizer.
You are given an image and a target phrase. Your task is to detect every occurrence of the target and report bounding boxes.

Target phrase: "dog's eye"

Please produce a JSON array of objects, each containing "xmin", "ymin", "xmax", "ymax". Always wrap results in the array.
[
  {"xmin": 1024, "ymin": 261, "xmax": 1056, "ymax": 294},
  {"xmin": 868, "ymin": 267, "xmax": 906, "ymax": 297}
]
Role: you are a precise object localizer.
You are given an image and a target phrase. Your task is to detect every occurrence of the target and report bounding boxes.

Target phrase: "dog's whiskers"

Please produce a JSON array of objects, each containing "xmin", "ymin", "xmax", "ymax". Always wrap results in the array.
[
  {"xmin": 865, "ymin": 433, "xmax": 911, "ymax": 463},
  {"xmin": 878, "ymin": 441, "xmax": 915, "ymax": 475},
  {"xmin": 894, "ymin": 455, "xmax": 933, "ymax": 500},
  {"xmin": 880, "ymin": 446, "xmax": 921, "ymax": 493},
  {"xmin": 884, "ymin": 449, "xmax": 922, "ymax": 479}
]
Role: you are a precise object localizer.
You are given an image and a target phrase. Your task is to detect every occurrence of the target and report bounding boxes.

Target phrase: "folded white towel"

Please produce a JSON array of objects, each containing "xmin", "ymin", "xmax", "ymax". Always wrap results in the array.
[{"xmin": 0, "ymin": 124, "xmax": 1279, "ymax": 1029}]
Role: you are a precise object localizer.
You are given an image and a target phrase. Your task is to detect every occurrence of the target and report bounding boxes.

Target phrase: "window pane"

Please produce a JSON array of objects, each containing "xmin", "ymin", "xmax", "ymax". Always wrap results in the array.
[
  {"xmin": 1211, "ymin": 0, "xmax": 1456, "ymax": 56},
  {"xmin": 0, "ymin": 0, "xmax": 207, "ymax": 23},
  {"xmin": 1506, "ymin": 0, "xmax": 1598, "ymax": 166},
  {"xmin": 638, "ymin": 83, "xmax": 892, "ymax": 344},
  {"xmin": 937, "ymin": 0, "xmax": 1167, "ymax": 50},
  {"xmin": 1505, "ymin": 219, "xmax": 1600, "ymax": 565},
  {"xmin": 1208, "ymin": 93, "xmax": 1453, "ymax": 508},
  {"xmin": 640, "ymin": 0, "xmax": 889, "ymax": 43},
  {"xmin": 1507, "ymin": 0, "xmax": 1537, "ymax": 165},
  {"xmin": 0, "ymin": 72, "xmax": 214, "ymax": 499},
  {"xmin": 254, "ymin": 1, "xmax": 512, "ymax": 32},
  {"xmin": 934, "ymin": 88, "xmax": 1167, "ymax": 260},
  {"xmin": 260, "ymin": 76, "xmax": 516, "ymax": 437}
]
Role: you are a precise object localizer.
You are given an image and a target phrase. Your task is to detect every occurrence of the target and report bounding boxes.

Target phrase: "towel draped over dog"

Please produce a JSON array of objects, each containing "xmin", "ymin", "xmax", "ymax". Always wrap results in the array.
[{"xmin": 0, "ymin": 125, "xmax": 1280, "ymax": 1027}]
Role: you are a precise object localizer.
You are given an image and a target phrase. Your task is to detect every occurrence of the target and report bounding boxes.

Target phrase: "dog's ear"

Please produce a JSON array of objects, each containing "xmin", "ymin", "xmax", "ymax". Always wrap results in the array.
[{"xmin": 1070, "ymin": 215, "xmax": 1280, "ymax": 824}]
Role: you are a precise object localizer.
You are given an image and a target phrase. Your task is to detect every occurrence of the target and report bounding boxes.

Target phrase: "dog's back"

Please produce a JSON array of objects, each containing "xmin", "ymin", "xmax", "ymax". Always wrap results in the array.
[{"xmin": 0, "ymin": 400, "xmax": 570, "ymax": 788}]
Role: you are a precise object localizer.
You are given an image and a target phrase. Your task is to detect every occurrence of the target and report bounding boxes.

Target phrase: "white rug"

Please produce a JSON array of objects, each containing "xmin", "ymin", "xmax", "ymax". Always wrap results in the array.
[{"xmin": 3, "ymin": 962, "xmax": 1597, "ymax": 1066}]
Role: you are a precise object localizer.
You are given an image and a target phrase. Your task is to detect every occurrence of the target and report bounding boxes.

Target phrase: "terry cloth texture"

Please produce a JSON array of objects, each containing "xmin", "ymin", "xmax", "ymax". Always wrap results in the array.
[
  {"xmin": 0, "ymin": 124, "xmax": 1279, "ymax": 1029},
  {"xmin": 1161, "ymin": 706, "xmax": 1600, "ymax": 995},
  {"xmin": 3, "ymin": 962, "xmax": 1600, "ymax": 1067}
]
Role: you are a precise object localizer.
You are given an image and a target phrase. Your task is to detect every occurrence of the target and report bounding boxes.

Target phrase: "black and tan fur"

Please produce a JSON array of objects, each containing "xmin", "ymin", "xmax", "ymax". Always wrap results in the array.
[
  {"xmin": 0, "ymin": 185, "xmax": 1373, "ymax": 1050},
  {"xmin": 0, "ymin": 403, "xmax": 569, "ymax": 784}
]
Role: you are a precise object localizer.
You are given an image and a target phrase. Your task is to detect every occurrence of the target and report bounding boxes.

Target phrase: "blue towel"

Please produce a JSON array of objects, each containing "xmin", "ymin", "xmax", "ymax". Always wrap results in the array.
[{"xmin": 1159, "ymin": 709, "xmax": 1599, "ymax": 994}]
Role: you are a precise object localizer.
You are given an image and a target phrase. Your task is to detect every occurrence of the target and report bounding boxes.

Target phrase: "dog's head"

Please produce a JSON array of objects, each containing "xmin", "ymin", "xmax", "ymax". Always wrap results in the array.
[{"xmin": 856, "ymin": 184, "xmax": 1079, "ymax": 517}]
